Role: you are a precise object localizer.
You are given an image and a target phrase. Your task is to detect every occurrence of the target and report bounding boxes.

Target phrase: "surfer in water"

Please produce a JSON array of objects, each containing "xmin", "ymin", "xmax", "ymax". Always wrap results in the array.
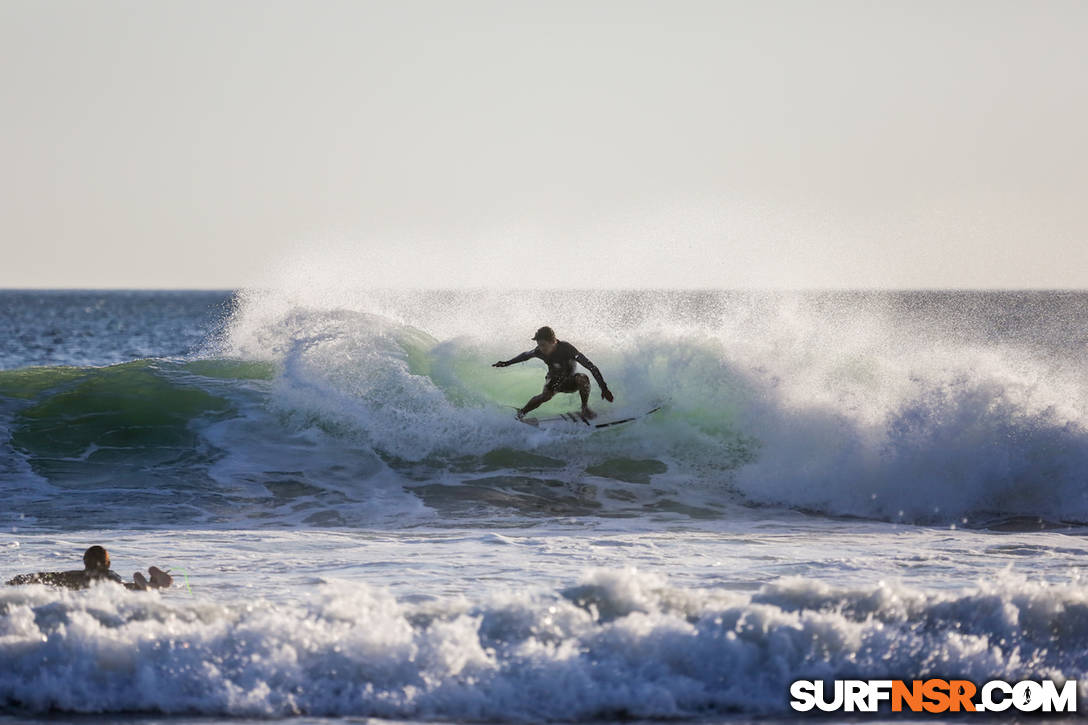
[
  {"xmin": 493, "ymin": 326, "xmax": 614, "ymax": 420},
  {"xmin": 6, "ymin": 545, "xmax": 173, "ymax": 591}
]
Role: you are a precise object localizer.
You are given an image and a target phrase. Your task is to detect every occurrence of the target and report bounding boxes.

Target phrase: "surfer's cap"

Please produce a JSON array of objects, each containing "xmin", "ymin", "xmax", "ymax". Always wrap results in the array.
[{"xmin": 532, "ymin": 326, "xmax": 556, "ymax": 342}]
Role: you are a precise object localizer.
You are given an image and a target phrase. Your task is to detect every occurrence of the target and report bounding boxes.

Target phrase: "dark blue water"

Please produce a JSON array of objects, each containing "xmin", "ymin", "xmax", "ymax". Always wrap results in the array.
[{"xmin": 0, "ymin": 290, "xmax": 234, "ymax": 370}]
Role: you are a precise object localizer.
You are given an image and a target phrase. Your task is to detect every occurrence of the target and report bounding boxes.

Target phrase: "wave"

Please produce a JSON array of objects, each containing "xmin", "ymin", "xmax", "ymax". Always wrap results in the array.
[
  {"xmin": 5, "ymin": 290, "xmax": 1088, "ymax": 527},
  {"xmin": 1, "ymin": 568, "xmax": 1084, "ymax": 718},
  {"xmin": 0, "ymin": 359, "xmax": 422, "ymax": 529},
  {"xmin": 218, "ymin": 289, "xmax": 1088, "ymax": 526}
]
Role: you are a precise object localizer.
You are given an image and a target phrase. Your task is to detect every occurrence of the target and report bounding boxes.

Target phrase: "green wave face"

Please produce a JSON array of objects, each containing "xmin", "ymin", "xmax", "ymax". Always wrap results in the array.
[
  {"xmin": 0, "ymin": 366, "xmax": 90, "ymax": 400},
  {"xmin": 0, "ymin": 357, "xmax": 411, "ymax": 529},
  {"xmin": 3, "ymin": 361, "xmax": 237, "ymax": 490}
]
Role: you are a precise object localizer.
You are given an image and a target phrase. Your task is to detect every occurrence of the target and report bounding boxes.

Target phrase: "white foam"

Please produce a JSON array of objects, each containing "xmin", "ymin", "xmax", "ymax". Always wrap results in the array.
[{"xmin": 1, "ymin": 569, "xmax": 1085, "ymax": 718}]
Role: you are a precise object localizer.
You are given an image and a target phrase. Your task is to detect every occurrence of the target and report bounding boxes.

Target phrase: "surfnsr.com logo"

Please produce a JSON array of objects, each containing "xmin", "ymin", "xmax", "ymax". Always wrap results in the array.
[{"xmin": 790, "ymin": 679, "xmax": 1077, "ymax": 713}]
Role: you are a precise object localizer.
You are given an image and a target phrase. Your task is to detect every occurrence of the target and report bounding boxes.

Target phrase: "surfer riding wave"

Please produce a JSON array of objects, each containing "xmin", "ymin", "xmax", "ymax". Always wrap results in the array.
[{"xmin": 493, "ymin": 326, "xmax": 614, "ymax": 420}]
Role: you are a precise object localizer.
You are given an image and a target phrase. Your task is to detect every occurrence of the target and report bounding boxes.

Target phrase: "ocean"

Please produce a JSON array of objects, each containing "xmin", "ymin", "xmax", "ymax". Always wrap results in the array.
[{"xmin": 1, "ymin": 288, "xmax": 1086, "ymax": 722}]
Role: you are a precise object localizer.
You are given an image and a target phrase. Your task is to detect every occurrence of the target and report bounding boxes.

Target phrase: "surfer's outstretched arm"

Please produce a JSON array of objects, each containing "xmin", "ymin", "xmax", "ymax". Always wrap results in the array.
[
  {"xmin": 574, "ymin": 351, "xmax": 614, "ymax": 402},
  {"xmin": 492, "ymin": 350, "xmax": 536, "ymax": 368}
]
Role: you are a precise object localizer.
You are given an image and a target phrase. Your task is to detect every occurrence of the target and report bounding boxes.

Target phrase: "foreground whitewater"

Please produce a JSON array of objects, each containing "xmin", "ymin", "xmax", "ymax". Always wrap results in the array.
[{"xmin": 1, "ymin": 289, "xmax": 1087, "ymax": 721}]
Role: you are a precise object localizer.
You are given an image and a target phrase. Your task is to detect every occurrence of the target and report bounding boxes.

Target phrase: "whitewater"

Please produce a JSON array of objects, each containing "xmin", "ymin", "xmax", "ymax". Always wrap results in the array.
[{"xmin": 1, "ymin": 288, "xmax": 1087, "ymax": 722}]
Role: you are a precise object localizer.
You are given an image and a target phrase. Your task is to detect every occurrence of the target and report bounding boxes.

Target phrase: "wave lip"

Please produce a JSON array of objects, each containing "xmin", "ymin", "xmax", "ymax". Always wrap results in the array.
[{"xmin": 1, "ymin": 569, "xmax": 1085, "ymax": 719}]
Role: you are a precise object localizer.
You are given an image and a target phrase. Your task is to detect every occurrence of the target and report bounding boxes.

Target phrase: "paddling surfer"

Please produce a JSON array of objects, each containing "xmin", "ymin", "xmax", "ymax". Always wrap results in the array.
[
  {"xmin": 493, "ymin": 326, "xmax": 614, "ymax": 420},
  {"xmin": 6, "ymin": 545, "xmax": 173, "ymax": 591}
]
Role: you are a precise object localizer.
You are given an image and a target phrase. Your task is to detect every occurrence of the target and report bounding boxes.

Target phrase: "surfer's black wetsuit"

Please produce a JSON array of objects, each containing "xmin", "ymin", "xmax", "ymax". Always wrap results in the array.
[
  {"xmin": 6, "ymin": 567, "xmax": 169, "ymax": 590},
  {"xmin": 501, "ymin": 340, "xmax": 608, "ymax": 394},
  {"xmin": 6, "ymin": 568, "xmax": 124, "ymax": 589}
]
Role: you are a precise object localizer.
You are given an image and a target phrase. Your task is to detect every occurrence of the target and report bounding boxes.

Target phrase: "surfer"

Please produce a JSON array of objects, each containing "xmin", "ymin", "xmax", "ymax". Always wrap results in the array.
[
  {"xmin": 493, "ymin": 326, "xmax": 614, "ymax": 420},
  {"xmin": 5, "ymin": 545, "xmax": 173, "ymax": 591}
]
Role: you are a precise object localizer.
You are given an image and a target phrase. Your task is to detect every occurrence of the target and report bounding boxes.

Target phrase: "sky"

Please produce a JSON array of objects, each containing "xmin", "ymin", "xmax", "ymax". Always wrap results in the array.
[{"xmin": 1, "ymin": 0, "xmax": 1086, "ymax": 289}]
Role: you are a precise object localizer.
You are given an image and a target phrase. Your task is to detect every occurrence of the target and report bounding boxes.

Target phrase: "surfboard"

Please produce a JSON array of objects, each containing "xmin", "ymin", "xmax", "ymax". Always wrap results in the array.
[{"xmin": 519, "ymin": 406, "xmax": 661, "ymax": 429}]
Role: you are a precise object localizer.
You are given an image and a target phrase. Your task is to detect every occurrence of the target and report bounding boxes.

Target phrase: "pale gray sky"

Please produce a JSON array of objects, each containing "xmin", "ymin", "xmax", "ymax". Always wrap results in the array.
[{"xmin": 2, "ymin": 0, "xmax": 1086, "ymax": 288}]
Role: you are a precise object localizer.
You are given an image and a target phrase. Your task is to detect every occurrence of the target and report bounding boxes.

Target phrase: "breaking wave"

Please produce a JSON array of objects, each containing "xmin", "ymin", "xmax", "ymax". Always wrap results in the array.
[{"xmin": 4, "ymin": 290, "xmax": 1088, "ymax": 527}]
